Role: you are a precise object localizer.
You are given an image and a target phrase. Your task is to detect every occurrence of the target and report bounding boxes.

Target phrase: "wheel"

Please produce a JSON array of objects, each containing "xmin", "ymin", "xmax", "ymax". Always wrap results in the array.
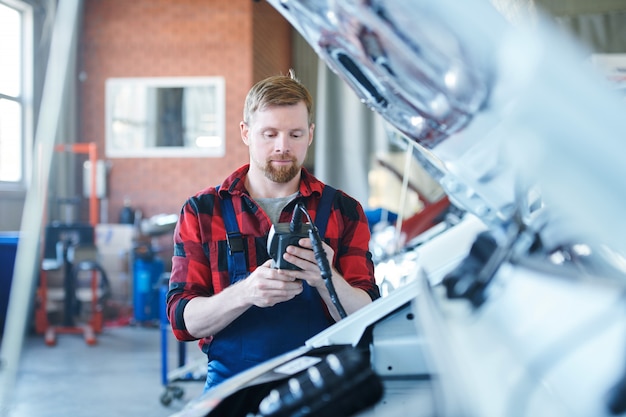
[
  {"xmin": 171, "ymin": 386, "xmax": 184, "ymax": 399},
  {"xmin": 160, "ymin": 390, "xmax": 172, "ymax": 406}
]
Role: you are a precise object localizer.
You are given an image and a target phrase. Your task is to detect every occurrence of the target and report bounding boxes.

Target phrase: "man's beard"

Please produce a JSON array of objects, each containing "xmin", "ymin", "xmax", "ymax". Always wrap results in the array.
[{"xmin": 264, "ymin": 157, "xmax": 300, "ymax": 183}]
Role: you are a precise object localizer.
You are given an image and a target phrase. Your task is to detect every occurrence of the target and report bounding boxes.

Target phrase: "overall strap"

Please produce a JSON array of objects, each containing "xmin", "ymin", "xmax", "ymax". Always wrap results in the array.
[
  {"xmin": 313, "ymin": 185, "xmax": 337, "ymax": 240},
  {"xmin": 217, "ymin": 184, "xmax": 336, "ymax": 281},
  {"xmin": 216, "ymin": 186, "xmax": 248, "ymax": 281}
]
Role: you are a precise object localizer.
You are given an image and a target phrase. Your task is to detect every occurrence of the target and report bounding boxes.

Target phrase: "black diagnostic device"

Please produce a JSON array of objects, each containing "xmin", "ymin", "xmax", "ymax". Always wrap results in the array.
[
  {"xmin": 267, "ymin": 206, "xmax": 309, "ymax": 270},
  {"xmin": 267, "ymin": 202, "xmax": 347, "ymax": 318}
]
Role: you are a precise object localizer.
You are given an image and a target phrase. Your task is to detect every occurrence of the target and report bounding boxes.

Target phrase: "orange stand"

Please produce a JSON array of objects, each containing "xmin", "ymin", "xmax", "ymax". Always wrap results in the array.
[{"xmin": 35, "ymin": 142, "xmax": 103, "ymax": 346}]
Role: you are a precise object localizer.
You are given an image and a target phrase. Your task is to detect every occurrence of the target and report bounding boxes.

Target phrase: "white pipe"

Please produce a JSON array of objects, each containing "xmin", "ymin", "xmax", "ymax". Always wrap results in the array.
[
  {"xmin": 394, "ymin": 139, "xmax": 416, "ymax": 251},
  {"xmin": 0, "ymin": 1, "xmax": 82, "ymax": 415}
]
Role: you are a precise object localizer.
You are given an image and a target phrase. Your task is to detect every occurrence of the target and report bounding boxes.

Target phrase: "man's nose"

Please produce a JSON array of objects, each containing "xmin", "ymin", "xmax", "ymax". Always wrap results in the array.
[{"xmin": 274, "ymin": 133, "xmax": 290, "ymax": 153}]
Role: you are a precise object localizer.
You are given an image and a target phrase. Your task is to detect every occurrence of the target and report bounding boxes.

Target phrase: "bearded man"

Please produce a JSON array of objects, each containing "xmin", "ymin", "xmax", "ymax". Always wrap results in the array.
[{"xmin": 167, "ymin": 71, "xmax": 380, "ymax": 393}]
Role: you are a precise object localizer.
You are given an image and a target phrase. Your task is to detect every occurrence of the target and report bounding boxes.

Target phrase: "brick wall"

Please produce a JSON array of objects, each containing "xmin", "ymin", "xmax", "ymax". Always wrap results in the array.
[
  {"xmin": 79, "ymin": 0, "xmax": 291, "ymax": 223},
  {"xmin": 253, "ymin": 1, "xmax": 293, "ymax": 82}
]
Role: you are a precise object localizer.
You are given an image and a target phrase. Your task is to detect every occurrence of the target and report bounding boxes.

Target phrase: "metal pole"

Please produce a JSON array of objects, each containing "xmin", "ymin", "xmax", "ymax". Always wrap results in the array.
[{"xmin": 0, "ymin": 1, "xmax": 82, "ymax": 415}]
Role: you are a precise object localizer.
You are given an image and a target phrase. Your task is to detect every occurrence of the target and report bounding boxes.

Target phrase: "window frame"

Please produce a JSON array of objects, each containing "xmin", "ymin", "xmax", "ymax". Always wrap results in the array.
[
  {"xmin": 0, "ymin": 0, "xmax": 33, "ymax": 192},
  {"xmin": 105, "ymin": 76, "xmax": 227, "ymax": 159}
]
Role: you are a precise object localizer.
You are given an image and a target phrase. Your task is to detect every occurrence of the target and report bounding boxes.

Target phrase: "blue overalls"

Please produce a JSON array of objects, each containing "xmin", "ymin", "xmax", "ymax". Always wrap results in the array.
[{"xmin": 203, "ymin": 186, "xmax": 337, "ymax": 392}]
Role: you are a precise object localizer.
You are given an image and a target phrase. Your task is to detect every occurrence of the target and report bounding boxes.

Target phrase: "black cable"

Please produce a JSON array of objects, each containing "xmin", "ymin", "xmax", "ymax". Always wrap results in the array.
[
  {"xmin": 289, "ymin": 203, "xmax": 303, "ymax": 233},
  {"xmin": 297, "ymin": 203, "xmax": 348, "ymax": 319}
]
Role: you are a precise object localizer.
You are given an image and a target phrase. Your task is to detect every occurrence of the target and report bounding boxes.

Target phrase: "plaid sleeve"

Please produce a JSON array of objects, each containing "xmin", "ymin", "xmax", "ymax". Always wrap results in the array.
[
  {"xmin": 330, "ymin": 192, "xmax": 380, "ymax": 301},
  {"xmin": 166, "ymin": 194, "xmax": 215, "ymax": 341}
]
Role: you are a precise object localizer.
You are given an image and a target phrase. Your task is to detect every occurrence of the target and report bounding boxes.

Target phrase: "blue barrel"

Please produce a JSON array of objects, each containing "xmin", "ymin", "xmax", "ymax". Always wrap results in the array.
[
  {"xmin": 0, "ymin": 232, "xmax": 20, "ymax": 333},
  {"xmin": 133, "ymin": 257, "xmax": 164, "ymax": 322}
]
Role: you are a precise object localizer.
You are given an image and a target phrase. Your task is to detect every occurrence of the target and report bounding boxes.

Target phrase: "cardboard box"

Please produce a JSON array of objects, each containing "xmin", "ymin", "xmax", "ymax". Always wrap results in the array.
[
  {"xmin": 97, "ymin": 249, "xmax": 132, "ymax": 304},
  {"xmin": 95, "ymin": 224, "xmax": 135, "ymax": 304},
  {"xmin": 95, "ymin": 224, "xmax": 136, "ymax": 255}
]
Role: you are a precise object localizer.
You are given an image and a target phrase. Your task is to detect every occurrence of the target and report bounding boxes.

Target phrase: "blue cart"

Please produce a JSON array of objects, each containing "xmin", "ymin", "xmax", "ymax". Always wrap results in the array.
[{"xmin": 159, "ymin": 276, "xmax": 205, "ymax": 406}]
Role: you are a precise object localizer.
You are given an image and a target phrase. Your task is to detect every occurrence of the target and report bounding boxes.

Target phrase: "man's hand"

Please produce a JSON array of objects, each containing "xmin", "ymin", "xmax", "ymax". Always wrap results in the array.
[
  {"xmin": 282, "ymin": 238, "xmax": 372, "ymax": 321},
  {"xmin": 241, "ymin": 259, "xmax": 304, "ymax": 307},
  {"xmin": 281, "ymin": 238, "xmax": 335, "ymax": 290},
  {"xmin": 183, "ymin": 259, "xmax": 304, "ymax": 338}
]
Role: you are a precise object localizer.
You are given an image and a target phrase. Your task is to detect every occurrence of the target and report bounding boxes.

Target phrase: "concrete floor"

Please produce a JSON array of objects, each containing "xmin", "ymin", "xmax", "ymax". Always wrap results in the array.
[{"xmin": 3, "ymin": 324, "xmax": 205, "ymax": 417}]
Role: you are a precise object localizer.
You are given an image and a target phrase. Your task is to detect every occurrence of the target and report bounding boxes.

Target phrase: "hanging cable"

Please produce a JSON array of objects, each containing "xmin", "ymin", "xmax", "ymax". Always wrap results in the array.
[{"xmin": 296, "ymin": 203, "xmax": 347, "ymax": 319}]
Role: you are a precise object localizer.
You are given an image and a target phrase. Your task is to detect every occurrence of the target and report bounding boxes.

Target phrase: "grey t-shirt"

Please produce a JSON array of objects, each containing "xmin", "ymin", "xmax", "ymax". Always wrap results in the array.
[{"xmin": 255, "ymin": 192, "xmax": 299, "ymax": 225}]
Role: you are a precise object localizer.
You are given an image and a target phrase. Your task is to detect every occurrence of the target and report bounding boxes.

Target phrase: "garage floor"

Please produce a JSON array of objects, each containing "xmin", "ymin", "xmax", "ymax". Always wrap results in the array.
[{"xmin": 3, "ymin": 323, "xmax": 205, "ymax": 417}]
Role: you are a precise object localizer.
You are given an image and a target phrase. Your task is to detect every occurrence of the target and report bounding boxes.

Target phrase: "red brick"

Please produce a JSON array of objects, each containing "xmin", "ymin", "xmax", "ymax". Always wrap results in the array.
[{"xmin": 80, "ymin": 0, "xmax": 291, "ymax": 222}]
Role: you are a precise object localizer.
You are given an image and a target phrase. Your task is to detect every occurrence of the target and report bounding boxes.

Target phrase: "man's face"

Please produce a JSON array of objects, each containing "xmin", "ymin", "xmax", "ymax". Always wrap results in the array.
[{"xmin": 242, "ymin": 102, "xmax": 314, "ymax": 183}]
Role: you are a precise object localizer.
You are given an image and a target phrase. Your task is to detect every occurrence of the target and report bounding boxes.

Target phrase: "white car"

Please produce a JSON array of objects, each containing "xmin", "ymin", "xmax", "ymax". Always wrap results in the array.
[{"xmin": 171, "ymin": 2, "xmax": 626, "ymax": 416}]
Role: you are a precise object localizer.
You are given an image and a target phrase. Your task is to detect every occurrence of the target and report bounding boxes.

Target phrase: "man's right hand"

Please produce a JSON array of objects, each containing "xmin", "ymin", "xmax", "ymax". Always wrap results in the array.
[
  {"xmin": 241, "ymin": 259, "xmax": 304, "ymax": 308},
  {"xmin": 183, "ymin": 260, "xmax": 303, "ymax": 338}
]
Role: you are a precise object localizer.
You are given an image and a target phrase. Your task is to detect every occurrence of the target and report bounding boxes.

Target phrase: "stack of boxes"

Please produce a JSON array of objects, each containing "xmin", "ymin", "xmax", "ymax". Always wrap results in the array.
[{"xmin": 95, "ymin": 224, "xmax": 135, "ymax": 317}]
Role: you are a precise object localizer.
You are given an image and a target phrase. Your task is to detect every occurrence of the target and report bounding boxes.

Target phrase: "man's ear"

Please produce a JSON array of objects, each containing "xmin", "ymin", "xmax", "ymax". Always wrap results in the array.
[
  {"xmin": 308, "ymin": 123, "xmax": 315, "ymax": 146},
  {"xmin": 240, "ymin": 121, "xmax": 250, "ymax": 145}
]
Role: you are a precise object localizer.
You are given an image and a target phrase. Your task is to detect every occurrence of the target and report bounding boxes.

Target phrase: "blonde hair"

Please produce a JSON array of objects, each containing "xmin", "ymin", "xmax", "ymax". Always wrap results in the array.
[{"xmin": 243, "ymin": 69, "xmax": 314, "ymax": 125}]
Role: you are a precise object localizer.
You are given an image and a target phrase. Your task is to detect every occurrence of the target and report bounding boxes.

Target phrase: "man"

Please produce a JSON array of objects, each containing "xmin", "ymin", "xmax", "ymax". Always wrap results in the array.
[{"xmin": 167, "ymin": 70, "xmax": 380, "ymax": 393}]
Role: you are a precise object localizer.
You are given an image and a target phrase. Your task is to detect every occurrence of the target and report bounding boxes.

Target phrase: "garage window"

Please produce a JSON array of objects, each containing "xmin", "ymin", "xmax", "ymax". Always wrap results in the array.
[{"xmin": 0, "ymin": 0, "xmax": 32, "ymax": 188}]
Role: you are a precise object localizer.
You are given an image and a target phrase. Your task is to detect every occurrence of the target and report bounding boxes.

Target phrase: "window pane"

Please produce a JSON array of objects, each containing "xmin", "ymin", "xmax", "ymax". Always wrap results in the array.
[
  {"xmin": 0, "ymin": 3, "xmax": 21, "ymax": 97},
  {"xmin": 0, "ymin": 99, "xmax": 22, "ymax": 182}
]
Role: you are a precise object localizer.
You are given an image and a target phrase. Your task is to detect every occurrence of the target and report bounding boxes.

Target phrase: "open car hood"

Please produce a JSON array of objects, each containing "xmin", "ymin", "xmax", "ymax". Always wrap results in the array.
[
  {"xmin": 266, "ymin": 0, "xmax": 626, "ymax": 275},
  {"xmin": 168, "ymin": 4, "xmax": 626, "ymax": 416}
]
